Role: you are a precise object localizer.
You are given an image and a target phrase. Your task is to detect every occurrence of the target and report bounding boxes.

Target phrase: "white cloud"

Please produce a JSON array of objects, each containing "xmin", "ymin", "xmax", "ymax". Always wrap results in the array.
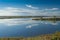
[
  {"xmin": 0, "ymin": 7, "xmax": 60, "ymax": 16},
  {"xmin": 45, "ymin": 8, "xmax": 59, "ymax": 10},
  {"xmin": 26, "ymin": 4, "xmax": 38, "ymax": 9},
  {"xmin": 0, "ymin": 7, "xmax": 39, "ymax": 16},
  {"xmin": 0, "ymin": 7, "xmax": 20, "ymax": 16}
]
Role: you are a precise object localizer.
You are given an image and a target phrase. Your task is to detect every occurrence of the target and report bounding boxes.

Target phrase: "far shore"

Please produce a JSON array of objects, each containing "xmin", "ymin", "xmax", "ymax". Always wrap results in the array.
[{"xmin": 0, "ymin": 16, "xmax": 60, "ymax": 19}]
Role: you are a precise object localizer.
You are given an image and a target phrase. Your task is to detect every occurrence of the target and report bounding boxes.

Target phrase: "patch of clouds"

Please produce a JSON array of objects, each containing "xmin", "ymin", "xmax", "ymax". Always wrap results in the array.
[
  {"xmin": 45, "ymin": 8, "xmax": 59, "ymax": 10},
  {"xmin": 26, "ymin": 4, "xmax": 38, "ymax": 9},
  {"xmin": 0, "ymin": 7, "xmax": 60, "ymax": 16},
  {"xmin": 0, "ymin": 7, "xmax": 20, "ymax": 16}
]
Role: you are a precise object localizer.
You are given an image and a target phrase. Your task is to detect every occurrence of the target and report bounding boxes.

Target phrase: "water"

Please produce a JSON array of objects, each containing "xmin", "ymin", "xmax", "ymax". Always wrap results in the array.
[{"xmin": 0, "ymin": 18, "xmax": 60, "ymax": 37}]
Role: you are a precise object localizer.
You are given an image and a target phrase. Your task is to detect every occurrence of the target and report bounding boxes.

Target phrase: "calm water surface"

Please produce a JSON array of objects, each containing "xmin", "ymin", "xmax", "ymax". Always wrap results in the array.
[{"xmin": 0, "ymin": 18, "xmax": 60, "ymax": 37}]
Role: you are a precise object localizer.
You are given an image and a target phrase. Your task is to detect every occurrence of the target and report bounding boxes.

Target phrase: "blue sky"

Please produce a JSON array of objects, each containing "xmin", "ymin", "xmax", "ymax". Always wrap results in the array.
[{"xmin": 0, "ymin": 0, "xmax": 60, "ymax": 16}]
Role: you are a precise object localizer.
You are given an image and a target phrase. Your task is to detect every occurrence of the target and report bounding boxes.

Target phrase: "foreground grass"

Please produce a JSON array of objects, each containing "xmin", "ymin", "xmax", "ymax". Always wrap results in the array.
[{"xmin": 0, "ymin": 31, "xmax": 60, "ymax": 40}]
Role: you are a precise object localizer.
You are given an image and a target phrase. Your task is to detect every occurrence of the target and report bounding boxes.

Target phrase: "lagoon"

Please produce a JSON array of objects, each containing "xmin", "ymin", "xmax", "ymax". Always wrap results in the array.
[{"xmin": 0, "ymin": 18, "xmax": 60, "ymax": 37}]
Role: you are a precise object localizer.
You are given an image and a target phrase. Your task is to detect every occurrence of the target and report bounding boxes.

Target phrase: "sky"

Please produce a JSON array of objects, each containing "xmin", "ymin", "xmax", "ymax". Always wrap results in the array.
[{"xmin": 0, "ymin": 0, "xmax": 60, "ymax": 16}]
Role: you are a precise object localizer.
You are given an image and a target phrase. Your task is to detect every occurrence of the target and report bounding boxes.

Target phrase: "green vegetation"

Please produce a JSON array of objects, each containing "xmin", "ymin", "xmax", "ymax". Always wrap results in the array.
[{"xmin": 0, "ymin": 31, "xmax": 60, "ymax": 40}]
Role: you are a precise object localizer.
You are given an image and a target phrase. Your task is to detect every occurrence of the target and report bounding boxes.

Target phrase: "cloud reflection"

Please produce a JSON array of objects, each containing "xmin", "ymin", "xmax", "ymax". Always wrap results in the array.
[
  {"xmin": 0, "ymin": 19, "xmax": 39, "ymax": 26},
  {"xmin": 26, "ymin": 24, "xmax": 39, "ymax": 28},
  {"xmin": 0, "ymin": 19, "xmax": 58, "ymax": 28},
  {"xmin": 40, "ymin": 21, "xmax": 58, "ymax": 25}
]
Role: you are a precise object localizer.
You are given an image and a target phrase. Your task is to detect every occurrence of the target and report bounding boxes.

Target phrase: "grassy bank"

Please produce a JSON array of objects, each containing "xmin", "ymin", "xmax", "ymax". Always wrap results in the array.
[{"xmin": 0, "ymin": 31, "xmax": 60, "ymax": 40}]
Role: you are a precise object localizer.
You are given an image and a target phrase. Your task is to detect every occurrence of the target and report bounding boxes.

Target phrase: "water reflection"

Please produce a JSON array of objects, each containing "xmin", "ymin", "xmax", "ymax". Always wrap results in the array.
[
  {"xmin": 0, "ymin": 18, "xmax": 39, "ymax": 26},
  {"xmin": 0, "ymin": 18, "xmax": 59, "ymax": 26},
  {"xmin": 0, "ymin": 18, "xmax": 60, "ymax": 37}
]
